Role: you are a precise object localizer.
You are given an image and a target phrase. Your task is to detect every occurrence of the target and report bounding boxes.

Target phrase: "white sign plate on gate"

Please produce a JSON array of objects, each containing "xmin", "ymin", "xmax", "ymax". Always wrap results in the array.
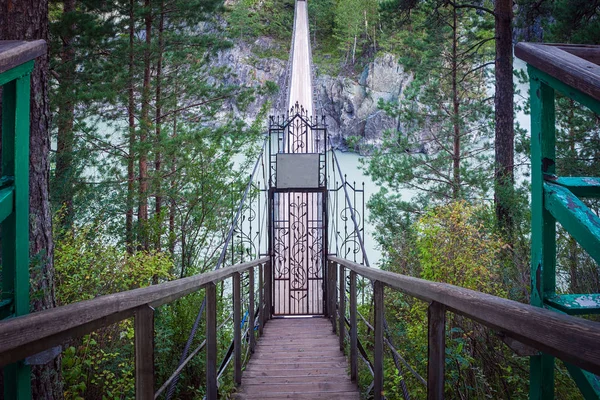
[{"xmin": 276, "ymin": 153, "xmax": 320, "ymax": 189}]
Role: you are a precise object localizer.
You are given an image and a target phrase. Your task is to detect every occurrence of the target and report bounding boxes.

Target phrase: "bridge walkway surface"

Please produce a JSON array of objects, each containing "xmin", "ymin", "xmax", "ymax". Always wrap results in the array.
[{"xmin": 233, "ymin": 318, "xmax": 360, "ymax": 399}]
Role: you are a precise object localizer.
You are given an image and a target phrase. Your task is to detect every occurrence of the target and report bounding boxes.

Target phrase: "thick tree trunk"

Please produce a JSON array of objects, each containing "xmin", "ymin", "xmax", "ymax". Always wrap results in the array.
[
  {"xmin": 126, "ymin": 0, "xmax": 136, "ymax": 254},
  {"xmin": 0, "ymin": 0, "xmax": 63, "ymax": 397},
  {"xmin": 155, "ymin": 0, "xmax": 165, "ymax": 251},
  {"xmin": 494, "ymin": 0, "xmax": 514, "ymax": 234},
  {"xmin": 55, "ymin": 0, "xmax": 77, "ymax": 228},
  {"xmin": 138, "ymin": 0, "xmax": 152, "ymax": 250},
  {"xmin": 451, "ymin": 6, "xmax": 460, "ymax": 199}
]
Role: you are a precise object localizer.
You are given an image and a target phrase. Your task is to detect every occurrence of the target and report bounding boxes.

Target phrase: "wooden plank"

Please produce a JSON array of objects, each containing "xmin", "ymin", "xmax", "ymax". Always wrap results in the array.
[
  {"xmin": 349, "ymin": 271, "xmax": 358, "ymax": 381},
  {"xmin": 546, "ymin": 294, "xmax": 600, "ymax": 315},
  {"xmin": 0, "ymin": 40, "xmax": 46, "ymax": 74},
  {"xmin": 374, "ymin": 280, "xmax": 384, "ymax": 400},
  {"xmin": 339, "ymin": 264, "xmax": 345, "ymax": 351},
  {"xmin": 551, "ymin": 44, "xmax": 600, "ymax": 65},
  {"xmin": 330, "ymin": 257, "xmax": 600, "ymax": 376},
  {"xmin": 249, "ymin": 268, "xmax": 255, "ymax": 353},
  {"xmin": 427, "ymin": 302, "xmax": 445, "ymax": 400},
  {"xmin": 234, "ymin": 272, "xmax": 242, "ymax": 386},
  {"xmin": 544, "ymin": 181, "xmax": 600, "ymax": 265},
  {"xmin": 206, "ymin": 283, "xmax": 218, "ymax": 400},
  {"xmin": 529, "ymin": 72, "xmax": 557, "ymax": 399},
  {"xmin": 551, "ymin": 176, "xmax": 600, "ymax": 198},
  {"xmin": 0, "ymin": 256, "xmax": 268, "ymax": 367},
  {"xmin": 135, "ymin": 305, "xmax": 154, "ymax": 400},
  {"xmin": 515, "ymin": 42, "xmax": 600, "ymax": 102},
  {"xmin": 0, "ymin": 186, "xmax": 14, "ymax": 224},
  {"xmin": 259, "ymin": 264, "xmax": 264, "ymax": 336},
  {"xmin": 243, "ymin": 368, "xmax": 348, "ymax": 377},
  {"xmin": 233, "ymin": 392, "xmax": 360, "ymax": 400}
]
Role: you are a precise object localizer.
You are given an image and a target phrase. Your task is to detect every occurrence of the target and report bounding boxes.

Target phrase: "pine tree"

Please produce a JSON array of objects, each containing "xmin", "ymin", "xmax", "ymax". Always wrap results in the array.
[{"xmin": 367, "ymin": 2, "xmax": 495, "ymax": 213}]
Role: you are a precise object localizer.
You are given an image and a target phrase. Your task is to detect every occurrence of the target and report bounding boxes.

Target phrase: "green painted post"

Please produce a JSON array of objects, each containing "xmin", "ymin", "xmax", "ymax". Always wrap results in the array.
[
  {"xmin": 529, "ymin": 66, "xmax": 556, "ymax": 400},
  {"xmin": 1, "ymin": 61, "xmax": 33, "ymax": 399}
]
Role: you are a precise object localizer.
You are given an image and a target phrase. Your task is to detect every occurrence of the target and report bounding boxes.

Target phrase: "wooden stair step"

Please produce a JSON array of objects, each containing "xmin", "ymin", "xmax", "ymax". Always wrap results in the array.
[{"xmin": 232, "ymin": 392, "xmax": 360, "ymax": 399}]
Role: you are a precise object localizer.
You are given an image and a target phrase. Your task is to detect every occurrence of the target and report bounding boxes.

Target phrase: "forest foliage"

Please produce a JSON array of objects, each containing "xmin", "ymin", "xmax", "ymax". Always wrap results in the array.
[{"xmin": 11, "ymin": 0, "xmax": 600, "ymax": 398}]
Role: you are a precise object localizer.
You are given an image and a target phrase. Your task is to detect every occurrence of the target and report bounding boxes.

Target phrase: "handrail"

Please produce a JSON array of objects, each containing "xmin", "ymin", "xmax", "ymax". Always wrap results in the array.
[
  {"xmin": 330, "ymin": 256, "xmax": 600, "ymax": 378},
  {"xmin": 0, "ymin": 256, "xmax": 268, "ymax": 368}
]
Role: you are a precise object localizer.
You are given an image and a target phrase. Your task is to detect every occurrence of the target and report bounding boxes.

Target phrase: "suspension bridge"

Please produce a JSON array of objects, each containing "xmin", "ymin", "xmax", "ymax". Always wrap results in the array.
[{"xmin": 1, "ymin": 2, "xmax": 600, "ymax": 399}]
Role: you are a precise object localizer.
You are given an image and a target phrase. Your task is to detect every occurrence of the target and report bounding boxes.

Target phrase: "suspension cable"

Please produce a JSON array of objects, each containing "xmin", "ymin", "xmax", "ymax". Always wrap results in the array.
[{"xmin": 164, "ymin": 135, "xmax": 268, "ymax": 399}]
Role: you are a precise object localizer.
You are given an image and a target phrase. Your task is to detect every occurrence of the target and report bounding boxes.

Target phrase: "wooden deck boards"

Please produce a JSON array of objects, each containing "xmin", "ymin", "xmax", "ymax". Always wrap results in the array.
[{"xmin": 233, "ymin": 317, "xmax": 360, "ymax": 400}]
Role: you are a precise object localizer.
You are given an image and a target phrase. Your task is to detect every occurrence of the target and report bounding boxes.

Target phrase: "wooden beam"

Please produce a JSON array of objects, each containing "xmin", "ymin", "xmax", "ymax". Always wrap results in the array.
[
  {"xmin": 0, "ymin": 40, "xmax": 46, "ymax": 74},
  {"xmin": 349, "ymin": 271, "xmax": 358, "ymax": 382},
  {"xmin": 206, "ymin": 283, "xmax": 217, "ymax": 400},
  {"xmin": 544, "ymin": 181, "xmax": 600, "ymax": 265},
  {"xmin": 249, "ymin": 267, "xmax": 255, "ymax": 353},
  {"xmin": 374, "ymin": 280, "xmax": 384, "ymax": 400},
  {"xmin": 259, "ymin": 264, "xmax": 264, "ymax": 336},
  {"xmin": 135, "ymin": 305, "xmax": 154, "ymax": 400},
  {"xmin": 427, "ymin": 302, "xmax": 445, "ymax": 400},
  {"xmin": 339, "ymin": 264, "xmax": 345, "ymax": 351},
  {"xmin": 330, "ymin": 257, "xmax": 600, "ymax": 376},
  {"xmin": 515, "ymin": 43, "xmax": 600, "ymax": 102},
  {"xmin": 0, "ymin": 257, "xmax": 268, "ymax": 367},
  {"xmin": 233, "ymin": 272, "xmax": 242, "ymax": 386}
]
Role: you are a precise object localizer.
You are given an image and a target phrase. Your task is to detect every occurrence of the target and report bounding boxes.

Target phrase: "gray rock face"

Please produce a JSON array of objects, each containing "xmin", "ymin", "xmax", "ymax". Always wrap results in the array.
[
  {"xmin": 212, "ymin": 38, "xmax": 412, "ymax": 149},
  {"xmin": 315, "ymin": 53, "xmax": 412, "ymax": 152},
  {"xmin": 212, "ymin": 37, "xmax": 287, "ymax": 126}
]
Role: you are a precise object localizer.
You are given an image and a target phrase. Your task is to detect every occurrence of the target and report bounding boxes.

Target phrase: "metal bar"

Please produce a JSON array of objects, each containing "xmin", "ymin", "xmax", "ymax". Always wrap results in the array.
[
  {"xmin": 233, "ymin": 272, "xmax": 242, "ymax": 385},
  {"xmin": 350, "ymin": 270, "xmax": 358, "ymax": 381},
  {"xmin": 374, "ymin": 280, "xmax": 384, "ymax": 400},
  {"xmin": 249, "ymin": 268, "xmax": 255, "ymax": 353},
  {"xmin": 339, "ymin": 263, "xmax": 345, "ymax": 351},
  {"xmin": 135, "ymin": 305, "xmax": 154, "ymax": 400},
  {"xmin": 206, "ymin": 283, "xmax": 217, "ymax": 400},
  {"xmin": 428, "ymin": 301, "xmax": 446, "ymax": 400}
]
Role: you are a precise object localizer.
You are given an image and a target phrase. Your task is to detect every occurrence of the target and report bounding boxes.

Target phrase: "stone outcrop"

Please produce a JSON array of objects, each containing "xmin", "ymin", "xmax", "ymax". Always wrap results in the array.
[
  {"xmin": 212, "ymin": 36, "xmax": 412, "ymax": 150},
  {"xmin": 315, "ymin": 53, "xmax": 412, "ymax": 151}
]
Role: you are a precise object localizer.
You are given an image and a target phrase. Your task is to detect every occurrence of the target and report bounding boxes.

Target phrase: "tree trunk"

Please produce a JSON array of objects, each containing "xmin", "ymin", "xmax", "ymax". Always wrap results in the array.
[
  {"xmin": 169, "ymin": 111, "xmax": 177, "ymax": 256},
  {"xmin": 451, "ymin": 6, "xmax": 460, "ymax": 199},
  {"xmin": 155, "ymin": 0, "xmax": 165, "ymax": 251},
  {"xmin": 0, "ymin": 0, "xmax": 63, "ymax": 397},
  {"xmin": 494, "ymin": 0, "xmax": 514, "ymax": 235},
  {"xmin": 54, "ymin": 0, "xmax": 77, "ymax": 228},
  {"xmin": 138, "ymin": 0, "xmax": 152, "ymax": 250},
  {"xmin": 126, "ymin": 0, "xmax": 136, "ymax": 254}
]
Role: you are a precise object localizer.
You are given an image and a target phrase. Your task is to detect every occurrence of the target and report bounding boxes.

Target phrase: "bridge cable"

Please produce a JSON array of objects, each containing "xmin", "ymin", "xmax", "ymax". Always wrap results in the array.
[
  {"xmin": 163, "ymin": 136, "xmax": 268, "ymax": 399},
  {"xmin": 328, "ymin": 136, "xmax": 412, "ymax": 400}
]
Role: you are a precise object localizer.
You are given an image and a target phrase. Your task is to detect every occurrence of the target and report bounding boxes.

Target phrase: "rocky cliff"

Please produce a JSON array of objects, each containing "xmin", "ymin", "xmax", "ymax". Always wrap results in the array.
[{"xmin": 213, "ymin": 37, "xmax": 413, "ymax": 150}]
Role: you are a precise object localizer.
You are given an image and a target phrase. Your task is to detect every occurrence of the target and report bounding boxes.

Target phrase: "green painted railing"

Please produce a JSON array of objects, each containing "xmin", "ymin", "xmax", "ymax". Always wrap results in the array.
[
  {"xmin": 0, "ymin": 40, "xmax": 46, "ymax": 399},
  {"xmin": 516, "ymin": 42, "xmax": 600, "ymax": 400}
]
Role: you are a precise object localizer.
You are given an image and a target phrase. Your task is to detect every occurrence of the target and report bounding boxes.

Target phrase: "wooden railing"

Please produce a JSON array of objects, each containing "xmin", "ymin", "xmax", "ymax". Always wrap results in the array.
[
  {"xmin": 0, "ymin": 256, "xmax": 271, "ymax": 399},
  {"xmin": 328, "ymin": 256, "xmax": 600, "ymax": 400}
]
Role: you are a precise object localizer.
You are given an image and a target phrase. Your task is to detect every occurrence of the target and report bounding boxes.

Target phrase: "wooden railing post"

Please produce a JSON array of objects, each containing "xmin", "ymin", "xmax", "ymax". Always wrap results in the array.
[
  {"xmin": 135, "ymin": 305, "xmax": 154, "ymax": 400},
  {"xmin": 249, "ymin": 267, "xmax": 255, "ymax": 353},
  {"xmin": 206, "ymin": 283, "xmax": 217, "ymax": 400},
  {"xmin": 428, "ymin": 301, "xmax": 446, "ymax": 400},
  {"xmin": 374, "ymin": 280, "xmax": 384, "ymax": 400},
  {"xmin": 233, "ymin": 272, "xmax": 242, "ymax": 385},
  {"xmin": 349, "ymin": 270, "xmax": 358, "ymax": 381},
  {"xmin": 259, "ymin": 263, "xmax": 264, "ymax": 335},
  {"xmin": 265, "ymin": 260, "xmax": 272, "ymax": 320},
  {"xmin": 339, "ymin": 263, "xmax": 345, "ymax": 351},
  {"xmin": 329, "ymin": 260, "xmax": 337, "ymax": 333}
]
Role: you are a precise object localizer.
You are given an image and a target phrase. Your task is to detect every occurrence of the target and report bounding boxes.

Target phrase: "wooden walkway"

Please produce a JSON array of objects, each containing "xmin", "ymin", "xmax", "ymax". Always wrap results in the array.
[{"xmin": 234, "ymin": 317, "xmax": 360, "ymax": 399}]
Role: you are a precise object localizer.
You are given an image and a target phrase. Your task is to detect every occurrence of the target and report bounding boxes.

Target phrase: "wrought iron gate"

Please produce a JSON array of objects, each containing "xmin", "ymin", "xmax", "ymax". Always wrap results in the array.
[
  {"xmin": 268, "ymin": 103, "xmax": 327, "ymax": 315},
  {"xmin": 272, "ymin": 190, "xmax": 325, "ymax": 315}
]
